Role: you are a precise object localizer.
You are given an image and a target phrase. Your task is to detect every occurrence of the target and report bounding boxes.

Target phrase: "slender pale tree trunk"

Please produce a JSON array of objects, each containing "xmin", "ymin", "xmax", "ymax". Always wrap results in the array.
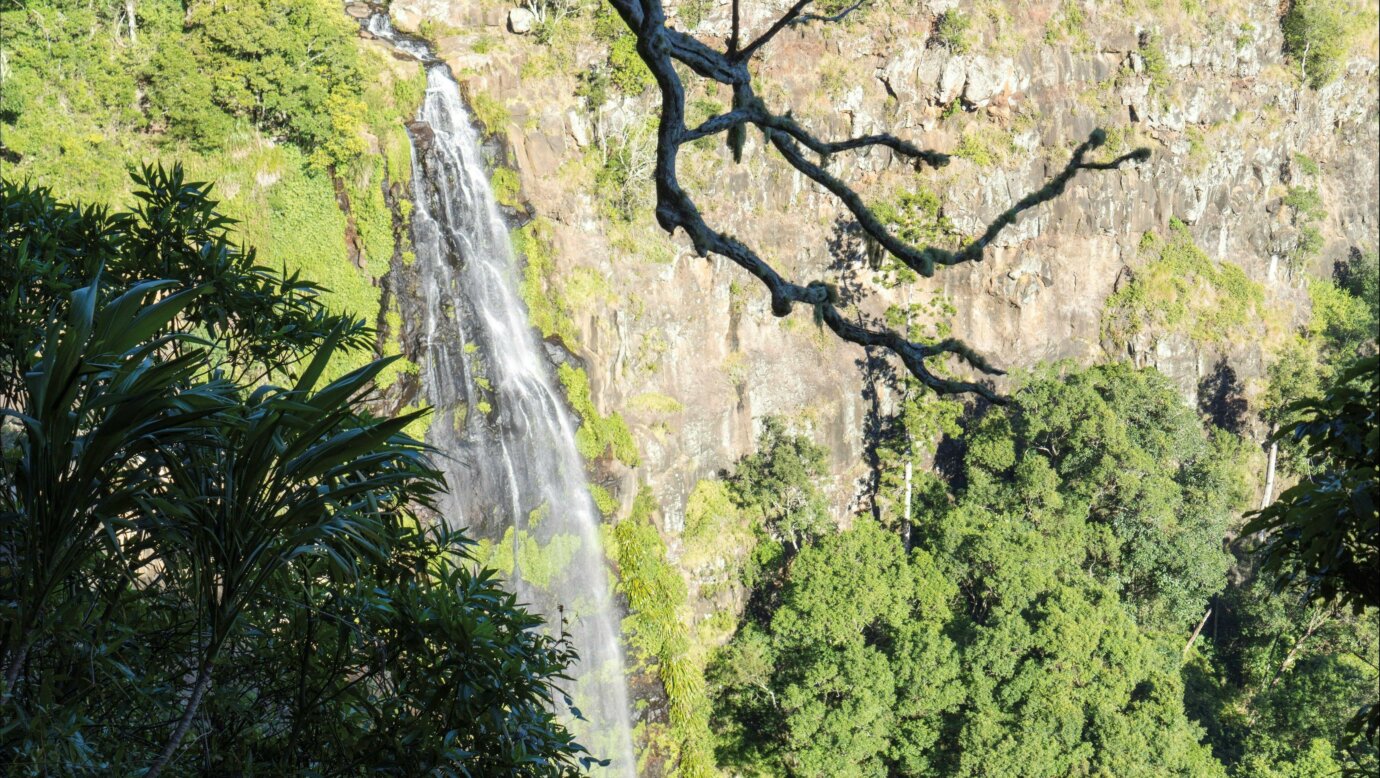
[
  {"xmin": 1183, "ymin": 607, "xmax": 1212, "ymax": 658},
  {"xmin": 1270, "ymin": 606, "xmax": 1331, "ymax": 689},
  {"xmin": 146, "ymin": 660, "xmax": 213, "ymax": 778},
  {"xmin": 1260, "ymin": 436, "xmax": 1278, "ymax": 511},
  {"xmin": 900, "ymin": 296, "xmax": 914, "ymax": 551},
  {"xmin": 1, "ymin": 641, "xmax": 30, "ymax": 704},
  {"xmin": 125, "ymin": 0, "xmax": 137, "ymax": 44},
  {"xmin": 901, "ymin": 456, "xmax": 913, "ymax": 552}
]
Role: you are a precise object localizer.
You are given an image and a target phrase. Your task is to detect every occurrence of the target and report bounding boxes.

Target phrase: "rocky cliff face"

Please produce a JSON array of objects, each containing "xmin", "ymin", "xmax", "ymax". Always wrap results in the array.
[{"xmin": 378, "ymin": 0, "xmax": 1379, "ymax": 528}]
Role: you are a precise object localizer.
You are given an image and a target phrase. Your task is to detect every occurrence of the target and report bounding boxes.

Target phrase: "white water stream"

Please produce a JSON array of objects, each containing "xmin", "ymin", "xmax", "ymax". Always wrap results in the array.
[{"xmin": 366, "ymin": 15, "xmax": 636, "ymax": 774}]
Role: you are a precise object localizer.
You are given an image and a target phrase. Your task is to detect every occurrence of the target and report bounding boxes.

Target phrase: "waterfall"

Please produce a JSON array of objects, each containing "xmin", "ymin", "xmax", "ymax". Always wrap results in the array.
[{"xmin": 364, "ymin": 15, "xmax": 636, "ymax": 775}]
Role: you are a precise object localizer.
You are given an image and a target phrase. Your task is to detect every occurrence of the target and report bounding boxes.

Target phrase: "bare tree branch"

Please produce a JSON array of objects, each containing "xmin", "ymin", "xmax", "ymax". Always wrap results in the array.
[
  {"xmin": 791, "ymin": 0, "xmax": 868, "ymax": 26},
  {"xmin": 734, "ymin": 0, "xmax": 814, "ymax": 62},
  {"xmin": 607, "ymin": 0, "xmax": 1148, "ymax": 401}
]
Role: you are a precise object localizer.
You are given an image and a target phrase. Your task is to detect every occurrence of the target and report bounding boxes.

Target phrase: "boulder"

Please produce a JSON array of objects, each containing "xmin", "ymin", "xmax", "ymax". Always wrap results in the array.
[
  {"xmin": 937, "ymin": 55, "xmax": 967, "ymax": 104},
  {"xmin": 509, "ymin": 8, "xmax": 536, "ymax": 34}
]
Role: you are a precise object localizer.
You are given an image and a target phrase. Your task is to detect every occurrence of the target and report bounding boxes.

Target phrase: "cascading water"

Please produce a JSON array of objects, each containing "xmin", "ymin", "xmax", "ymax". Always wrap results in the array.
[{"xmin": 364, "ymin": 14, "xmax": 636, "ymax": 775}]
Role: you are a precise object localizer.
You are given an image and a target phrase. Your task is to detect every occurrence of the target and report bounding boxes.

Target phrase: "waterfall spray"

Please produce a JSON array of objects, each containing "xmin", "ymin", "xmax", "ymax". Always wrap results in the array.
[{"xmin": 365, "ymin": 14, "xmax": 636, "ymax": 774}]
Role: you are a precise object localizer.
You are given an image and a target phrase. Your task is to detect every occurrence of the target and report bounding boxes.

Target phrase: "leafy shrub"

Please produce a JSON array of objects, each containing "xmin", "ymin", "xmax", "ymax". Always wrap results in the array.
[
  {"xmin": 933, "ymin": 11, "xmax": 972, "ymax": 53},
  {"xmin": 1284, "ymin": 185, "xmax": 1326, "ymax": 223},
  {"xmin": 1103, "ymin": 218, "xmax": 1265, "ymax": 347},
  {"xmin": 0, "ymin": 170, "xmax": 590, "ymax": 775},
  {"xmin": 558, "ymin": 363, "xmax": 639, "ymax": 466},
  {"xmin": 1294, "ymin": 153, "xmax": 1321, "ymax": 176},
  {"xmin": 491, "ymin": 166, "xmax": 522, "ymax": 208},
  {"xmin": 513, "ymin": 218, "xmax": 581, "ymax": 346},
  {"xmin": 608, "ymin": 34, "xmax": 655, "ymax": 94},
  {"xmin": 954, "ymin": 123, "xmax": 1015, "ymax": 168},
  {"xmin": 612, "ymin": 489, "xmax": 716, "ymax": 777},
  {"xmin": 469, "ymin": 91, "xmax": 510, "ymax": 135},
  {"xmin": 1140, "ymin": 31, "xmax": 1172, "ymax": 107},
  {"xmin": 1282, "ymin": 0, "xmax": 1350, "ymax": 89},
  {"xmin": 629, "ymin": 392, "xmax": 686, "ymax": 414}
]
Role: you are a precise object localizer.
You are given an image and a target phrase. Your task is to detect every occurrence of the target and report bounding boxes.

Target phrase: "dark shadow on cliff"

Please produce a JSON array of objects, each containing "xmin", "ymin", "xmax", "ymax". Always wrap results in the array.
[{"xmin": 1198, "ymin": 358, "xmax": 1248, "ymax": 434}]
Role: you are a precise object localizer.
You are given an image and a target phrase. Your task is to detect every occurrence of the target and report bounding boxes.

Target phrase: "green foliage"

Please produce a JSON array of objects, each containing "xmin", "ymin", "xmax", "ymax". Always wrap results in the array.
[
  {"xmin": 1282, "ymin": 0, "xmax": 1351, "ymax": 89},
  {"xmin": 1285, "ymin": 186, "xmax": 1326, "ymax": 223},
  {"xmin": 1308, "ymin": 277, "xmax": 1376, "ymax": 358},
  {"xmin": 1295, "ymin": 153, "xmax": 1321, "ymax": 177},
  {"xmin": 712, "ymin": 365, "xmax": 1244, "ymax": 776},
  {"xmin": 628, "ymin": 392, "xmax": 686, "ymax": 414},
  {"xmin": 0, "ymin": 0, "xmax": 428, "ymax": 388},
  {"xmin": 683, "ymin": 480, "xmax": 741, "ymax": 548},
  {"xmin": 594, "ymin": 121, "xmax": 656, "ymax": 222},
  {"xmin": 263, "ymin": 152, "xmax": 383, "ymax": 382},
  {"xmin": 164, "ymin": 0, "xmax": 370, "ymax": 165},
  {"xmin": 590, "ymin": 483, "xmax": 620, "ymax": 516},
  {"xmin": 871, "ymin": 188, "xmax": 956, "ymax": 285},
  {"xmin": 1262, "ymin": 249, "xmax": 1375, "ymax": 481},
  {"xmin": 1103, "ymin": 219, "xmax": 1264, "ymax": 348},
  {"xmin": 710, "ymin": 519, "xmax": 961, "ymax": 775},
  {"xmin": 476, "ymin": 527, "xmax": 585, "ymax": 589},
  {"xmin": 967, "ymin": 363, "xmax": 1248, "ymax": 631},
  {"xmin": 514, "ymin": 218, "xmax": 581, "ymax": 346},
  {"xmin": 491, "ymin": 166, "xmax": 523, "ymax": 209},
  {"xmin": 873, "ymin": 388, "xmax": 963, "ymax": 534},
  {"xmin": 593, "ymin": 5, "xmax": 653, "ymax": 96},
  {"xmin": 609, "ymin": 34, "xmax": 656, "ymax": 94},
  {"xmin": 416, "ymin": 18, "xmax": 462, "ymax": 46},
  {"xmin": 1338, "ymin": 248, "xmax": 1380, "ymax": 338},
  {"xmin": 953, "ymin": 123, "xmax": 1016, "ymax": 168},
  {"xmin": 613, "ymin": 489, "xmax": 716, "ymax": 777},
  {"xmin": 1246, "ymin": 356, "xmax": 1378, "ymax": 615},
  {"xmin": 677, "ymin": 0, "xmax": 713, "ymax": 30},
  {"xmin": 0, "ymin": 171, "xmax": 589, "ymax": 774},
  {"xmin": 1280, "ymin": 186, "xmax": 1328, "ymax": 270},
  {"xmin": 728, "ymin": 417, "xmax": 832, "ymax": 557},
  {"xmin": 1043, "ymin": 0, "xmax": 1091, "ymax": 51},
  {"xmin": 1290, "ymin": 225, "xmax": 1325, "ymax": 268},
  {"xmin": 1140, "ymin": 31, "xmax": 1172, "ymax": 105},
  {"xmin": 469, "ymin": 92, "xmax": 511, "ymax": 135},
  {"xmin": 558, "ymin": 363, "xmax": 640, "ymax": 466},
  {"xmin": 933, "ymin": 11, "xmax": 972, "ymax": 53},
  {"xmin": 1187, "ymin": 572, "xmax": 1378, "ymax": 775}
]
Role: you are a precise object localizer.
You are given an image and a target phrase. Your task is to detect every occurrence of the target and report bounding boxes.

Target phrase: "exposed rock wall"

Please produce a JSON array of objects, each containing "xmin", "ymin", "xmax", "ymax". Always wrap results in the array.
[{"xmin": 383, "ymin": 0, "xmax": 1379, "ymax": 524}]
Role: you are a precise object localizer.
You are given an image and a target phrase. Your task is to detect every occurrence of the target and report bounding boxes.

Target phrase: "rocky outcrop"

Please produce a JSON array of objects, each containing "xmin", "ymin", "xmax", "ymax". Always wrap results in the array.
[{"xmin": 384, "ymin": 0, "xmax": 1379, "ymax": 524}]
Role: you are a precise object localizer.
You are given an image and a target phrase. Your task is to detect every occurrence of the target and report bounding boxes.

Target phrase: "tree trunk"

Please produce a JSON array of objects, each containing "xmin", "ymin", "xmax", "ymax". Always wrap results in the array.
[
  {"xmin": 1183, "ymin": 607, "xmax": 1212, "ymax": 658},
  {"xmin": 901, "ymin": 455, "xmax": 913, "ymax": 552},
  {"xmin": 1, "ymin": 641, "xmax": 30, "ymax": 703},
  {"xmin": 1270, "ymin": 606, "xmax": 1330, "ymax": 689},
  {"xmin": 125, "ymin": 0, "xmax": 137, "ymax": 44},
  {"xmin": 1260, "ymin": 436, "xmax": 1278, "ymax": 511},
  {"xmin": 145, "ymin": 660, "xmax": 213, "ymax": 778}
]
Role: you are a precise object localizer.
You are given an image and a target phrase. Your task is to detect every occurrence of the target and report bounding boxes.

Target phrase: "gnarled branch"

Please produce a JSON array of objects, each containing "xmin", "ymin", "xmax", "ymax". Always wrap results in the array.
[{"xmin": 607, "ymin": 0, "xmax": 1148, "ymax": 401}]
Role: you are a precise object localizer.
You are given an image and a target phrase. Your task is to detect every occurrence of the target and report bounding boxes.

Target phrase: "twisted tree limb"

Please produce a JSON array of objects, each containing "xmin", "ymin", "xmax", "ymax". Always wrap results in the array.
[{"xmin": 607, "ymin": 0, "xmax": 1149, "ymax": 401}]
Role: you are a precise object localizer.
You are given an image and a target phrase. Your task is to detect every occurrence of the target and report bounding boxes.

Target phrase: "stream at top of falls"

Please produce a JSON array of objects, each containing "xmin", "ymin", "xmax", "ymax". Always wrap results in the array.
[{"xmin": 363, "ymin": 14, "xmax": 636, "ymax": 775}]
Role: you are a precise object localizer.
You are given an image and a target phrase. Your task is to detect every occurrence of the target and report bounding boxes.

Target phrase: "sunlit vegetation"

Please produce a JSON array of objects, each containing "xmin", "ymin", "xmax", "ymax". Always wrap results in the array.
[
  {"xmin": 0, "ymin": 0, "xmax": 428, "ymax": 382},
  {"xmin": 514, "ymin": 217, "xmax": 582, "ymax": 346},
  {"xmin": 1103, "ymin": 219, "xmax": 1265, "ymax": 348},
  {"xmin": 612, "ymin": 490, "xmax": 716, "ymax": 777},
  {"xmin": 691, "ymin": 365, "xmax": 1376, "ymax": 776},
  {"xmin": 558, "ymin": 363, "xmax": 640, "ymax": 466},
  {"xmin": 1281, "ymin": 0, "xmax": 1374, "ymax": 89}
]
